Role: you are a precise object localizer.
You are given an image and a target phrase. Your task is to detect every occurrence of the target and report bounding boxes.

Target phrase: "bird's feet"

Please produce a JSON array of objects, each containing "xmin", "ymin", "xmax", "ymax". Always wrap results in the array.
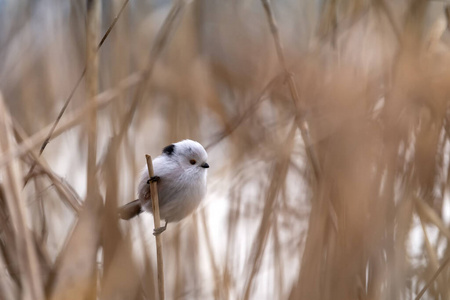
[
  {"xmin": 153, "ymin": 221, "xmax": 168, "ymax": 236},
  {"xmin": 147, "ymin": 176, "xmax": 160, "ymax": 184}
]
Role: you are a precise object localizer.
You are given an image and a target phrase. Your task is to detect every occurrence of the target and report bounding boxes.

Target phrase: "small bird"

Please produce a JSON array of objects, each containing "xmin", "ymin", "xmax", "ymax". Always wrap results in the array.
[{"xmin": 118, "ymin": 139, "xmax": 209, "ymax": 235}]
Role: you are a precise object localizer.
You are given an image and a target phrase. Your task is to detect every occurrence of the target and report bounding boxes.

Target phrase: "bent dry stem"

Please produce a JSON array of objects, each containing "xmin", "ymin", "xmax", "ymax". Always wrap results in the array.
[{"xmin": 146, "ymin": 155, "xmax": 165, "ymax": 300}]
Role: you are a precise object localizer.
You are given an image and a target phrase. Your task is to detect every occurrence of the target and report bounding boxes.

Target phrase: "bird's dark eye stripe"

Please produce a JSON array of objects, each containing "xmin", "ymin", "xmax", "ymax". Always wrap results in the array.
[{"xmin": 190, "ymin": 159, "xmax": 196, "ymax": 165}]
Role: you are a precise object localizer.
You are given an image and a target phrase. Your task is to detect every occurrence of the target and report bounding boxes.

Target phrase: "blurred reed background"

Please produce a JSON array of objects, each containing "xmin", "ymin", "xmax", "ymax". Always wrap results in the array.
[{"xmin": 0, "ymin": 0, "xmax": 450, "ymax": 299}]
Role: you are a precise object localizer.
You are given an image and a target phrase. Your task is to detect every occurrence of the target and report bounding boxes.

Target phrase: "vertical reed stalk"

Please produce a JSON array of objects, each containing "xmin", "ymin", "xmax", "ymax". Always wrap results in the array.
[
  {"xmin": 260, "ymin": 0, "xmax": 321, "ymax": 180},
  {"xmin": 27, "ymin": 0, "xmax": 130, "ymax": 175},
  {"xmin": 86, "ymin": 0, "xmax": 99, "ymax": 195},
  {"xmin": 0, "ymin": 93, "xmax": 44, "ymax": 300},
  {"xmin": 146, "ymin": 154, "xmax": 165, "ymax": 300}
]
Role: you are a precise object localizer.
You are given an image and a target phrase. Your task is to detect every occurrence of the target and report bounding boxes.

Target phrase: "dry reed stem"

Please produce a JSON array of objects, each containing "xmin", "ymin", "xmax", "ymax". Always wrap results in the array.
[
  {"xmin": 46, "ymin": 196, "xmax": 103, "ymax": 300},
  {"xmin": 96, "ymin": 9, "xmax": 137, "ymax": 295},
  {"xmin": 24, "ymin": 0, "xmax": 130, "ymax": 185},
  {"xmin": 0, "ymin": 71, "xmax": 143, "ymax": 169},
  {"xmin": 316, "ymin": 0, "xmax": 338, "ymax": 47},
  {"xmin": 138, "ymin": 221, "xmax": 157, "ymax": 299},
  {"xmin": 415, "ymin": 196, "xmax": 450, "ymax": 240},
  {"xmin": 2, "ymin": 0, "xmax": 183, "ymax": 172},
  {"xmin": 100, "ymin": 139, "xmax": 123, "ymax": 269},
  {"xmin": 260, "ymin": 0, "xmax": 321, "ymax": 180},
  {"xmin": 0, "ymin": 93, "xmax": 45, "ymax": 300},
  {"xmin": 86, "ymin": 0, "xmax": 100, "ymax": 198},
  {"xmin": 205, "ymin": 72, "xmax": 286, "ymax": 151},
  {"xmin": 99, "ymin": 234, "xmax": 141, "ymax": 300},
  {"xmin": 376, "ymin": 0, "xmax": 401, "ymax": 43},
  {"xmin": 271, "ymin": 209, "xmax": 284, "ymax": 300},
  {"xmin": 419, "ymin": 215, "xmax": 446, "ymax": 297},
  {"xmin": 11, "ymin": 118, "xmax": 82, "ymax": 212},
  {"xmin": 44, "ymin": 0, "xmax": 127, "ymax": 153},
  {"xmin": 0, "ymin": 245, "xmax": 16, "ymax": 299},
  {"xmin": 116, "ymin": 0, "xmax": 186, "ymax": 145},
  {"xmin": 47, "ymin": 2, "xmax": 104, "ymax": 298},
  {"xmin": 199, "ymin": 209, "xmax": 222, "ymax": 299},
  {"xmin": 2, "ymin": 1, "xmax": 449, "ymax": 299},
  {"xmin": 32, "ymin": 230, "xmax": 52, "ymax": 285},
  {"xmin": 0, "ymin": 192, "xmax": 21, "ymax": 291},
  {"xmin": 85, "ymin": 1, "xmax": 100, "ymax": 297},
  {"xmin": 97, "ymin": 0, "xmax": 130, "ymax": 49},
  {"xmin": 415, "ymin": 256, "xmax": 450, "ymax": 300},
  {"xmin": 146, "ymin": 154, "xmax": 165, "ymax": 300},
  {"xmin": 243, "ymin": 122, "xmax": 296, "ymax": 300}
]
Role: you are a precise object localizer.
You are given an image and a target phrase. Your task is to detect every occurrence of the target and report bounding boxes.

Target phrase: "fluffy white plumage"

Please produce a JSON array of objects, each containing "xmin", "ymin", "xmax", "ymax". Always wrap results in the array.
[{"xmin": 118, "ymin": 140, "xmax": 209, "ymax": 232}]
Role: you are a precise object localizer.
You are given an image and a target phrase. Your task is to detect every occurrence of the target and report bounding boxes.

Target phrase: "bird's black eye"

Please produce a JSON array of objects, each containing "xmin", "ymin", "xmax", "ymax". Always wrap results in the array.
[{"xmin": 190, "ymin": 159, "xmax": 196, "ymax": 165}]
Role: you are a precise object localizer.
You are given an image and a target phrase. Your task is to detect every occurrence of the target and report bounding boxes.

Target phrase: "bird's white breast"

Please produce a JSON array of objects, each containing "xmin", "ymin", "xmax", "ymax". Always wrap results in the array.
[{"xmin": 139, "ymin": 159, "xmax": 207, "ymax": 222}]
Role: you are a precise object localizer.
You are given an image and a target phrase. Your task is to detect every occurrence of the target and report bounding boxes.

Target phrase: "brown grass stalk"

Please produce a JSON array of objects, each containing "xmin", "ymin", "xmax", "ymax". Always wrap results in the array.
[
  {"xmin": 205, "ymin": 72, "xmax": 286, "ymax": 151},
  {"xmin": 35, "ymin": 0, "xmax": 129, "ymax": 157},
  {"xmin": 86, "ymin": 0, "xmax": 100, "ymax": 197},
  {"xmin": 199, "ymin": 209, "xmax": 222, "ymax": 299},
  {"xmin": 260, "ymin": 0, "xmax": 321, "ymax": 180},
  {"xmin": 415, "ymin": 256, "xmax": 450, "ymax": 300},
  {"xmin": 47, "ymin": 2, "xmax": 104, "ymax": 298},
  {"xmin": 138, "ymin": 221, "xmax": 157, "ymax": 299},
  {"xmin": 0, "ymin": 244, "xmax": 17, "ymax": 299},
  {"xmin": 419, "ymin": 216, "xmax": 447, "ymax": 298},
  {"xmin": 11, "ymin": 117, "xmax": 82, "ymax": 213},
  {"xmin": 24, "ymin": 0, "xmax": 130, "ymax": 186},
  {"xmin": 415, "ymin": 196, "xmax": 450, "ymax": 240},
  {"xmin": 0, "ymin": 71, "xmax": 143, "ymax": 169},
  {"xmin": 115, "ymin": 0, "xmax": 186, "ymax": 145},
  {"xmin": 243, "ymin": 122, "xmax": 296, "ymax": 300},
  {"xmin": 2, "ymin": 1, "xmax": 450, "ymax": 299},
  {"xmin": 146, "ymin": 154, "xmax": 165, "ymax": 300},
  {"xmin": 0, "ymin": 92, "xmax": 44, "ymax": 300}
]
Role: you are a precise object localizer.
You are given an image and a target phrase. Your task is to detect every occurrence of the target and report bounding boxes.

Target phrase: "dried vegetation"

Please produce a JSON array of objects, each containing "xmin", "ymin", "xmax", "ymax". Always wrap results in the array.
[{"xmin": 1, "ymin": 0, "xmax": 450, "ymax": 299}]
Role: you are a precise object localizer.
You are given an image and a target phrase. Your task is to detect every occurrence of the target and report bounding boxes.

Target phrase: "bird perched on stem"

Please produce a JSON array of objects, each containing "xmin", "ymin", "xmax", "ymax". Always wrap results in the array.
[{"xmin": 118, "ymin": 139, "xmax": 209, "ymax": 235}]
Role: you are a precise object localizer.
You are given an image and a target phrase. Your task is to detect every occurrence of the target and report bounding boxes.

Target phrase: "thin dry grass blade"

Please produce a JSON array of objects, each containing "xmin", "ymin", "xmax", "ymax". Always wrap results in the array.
[
  {"xmin": 415, "ymin": 256, "xmax": 450, "ymax": 300},
  {"xmin": 30, "ymin": 0, "xmax": 130, "ymax": 159},
  {"xmin": 0, "ymin": 71, "xmax": 143, "ymax": 169},
  {"xmin": 46, "ymin": 196, "xmax": 103, "ymax": 300},
  {"xmin": 0, "ymin": 247, "xmax": 17, "ymax": 300},
  {"xmin": 199, "ymin": 209, "xmax": 222, "ymax": 299},
  {"xmin": 0, "ymin": 92, "xmax": 44, "ymax": 300},
  {"xmin": 138, "ymin": 221, "xmax": 157, "ymax": 300},
  {"xmin": 99, "ymin": 138, "xmax": 139, "ymax": 300},
  {"xmin": 116, "ymin": 0, "xmax": 186, "ymax": 145},
  {"xmin": 86, "ymin": 0, "xmax": 100, "ymax": 198},
  {"xmin": 260, "ymin": 0, "xmax": 321, "ymax": 180},
  {"xmin": 47, "ymin": 1, "xmax": 104, "ymax": 298},
  {"xmin": 419, "ymin": 215, "xmax": 447, "ymax": 297},
  {"xmin": 205, "ymin": 72, "xmax": 286, "ymax": 151},
  {"xmin": 0, "ymin": 186, "xmax": 21, "ymax": 292},
  {"xmin": 11, "ymin": 118, "xmax": 82, "ymax": 212},
  {"xmin": 2, "ymin": 1, "xmax": 450, "ymax": 299},
  {"xmin": 243, "ymin": 123, "xmax": 296, "ymax": 300},
  {"xmin": 415, "ymin": 196, "xmax": 450, "ymax": 240},
  {"xmin": 99, "ymin": 235, "xmax": 141, "ymax": 300}
]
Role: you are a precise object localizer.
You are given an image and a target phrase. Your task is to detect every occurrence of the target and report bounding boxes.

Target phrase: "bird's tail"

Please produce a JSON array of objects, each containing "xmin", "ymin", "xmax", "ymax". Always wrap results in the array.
[{"xmin": 118, "ymin": 199, "xmax": 143, "ymax": 220}]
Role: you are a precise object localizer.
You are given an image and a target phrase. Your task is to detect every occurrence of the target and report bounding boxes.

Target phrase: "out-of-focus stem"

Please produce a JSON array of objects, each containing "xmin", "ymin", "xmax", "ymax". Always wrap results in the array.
[
  {"xmin": 260, "ymin": 0, "xmax": 321, "ymax": 180},
  {"xmin": 24, "ymin": 0, "xmax": 130, "ymax": 186},
  {"xmin": 0, "ymin": 92, "xmax": 45, "ymax": 300},
  {"xmin": 0, "ymin": 72, "xmax": 143, "ymax": 170},
  {"xmin": 86, "ymin": 0, "xmax": 99, "ymax": 197}
]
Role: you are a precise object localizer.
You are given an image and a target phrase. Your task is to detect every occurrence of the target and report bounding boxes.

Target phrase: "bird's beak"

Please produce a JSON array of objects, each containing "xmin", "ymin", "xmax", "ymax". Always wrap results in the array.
[{"xmin": 201, "ymin": 162, "xmax": 209, "ymax": 168}]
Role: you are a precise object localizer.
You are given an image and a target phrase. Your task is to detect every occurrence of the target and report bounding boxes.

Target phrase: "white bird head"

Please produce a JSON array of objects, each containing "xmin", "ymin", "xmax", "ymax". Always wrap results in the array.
[{"xmin": 162, "ymin": 139, "xmax": 209, "ymax": 172}]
